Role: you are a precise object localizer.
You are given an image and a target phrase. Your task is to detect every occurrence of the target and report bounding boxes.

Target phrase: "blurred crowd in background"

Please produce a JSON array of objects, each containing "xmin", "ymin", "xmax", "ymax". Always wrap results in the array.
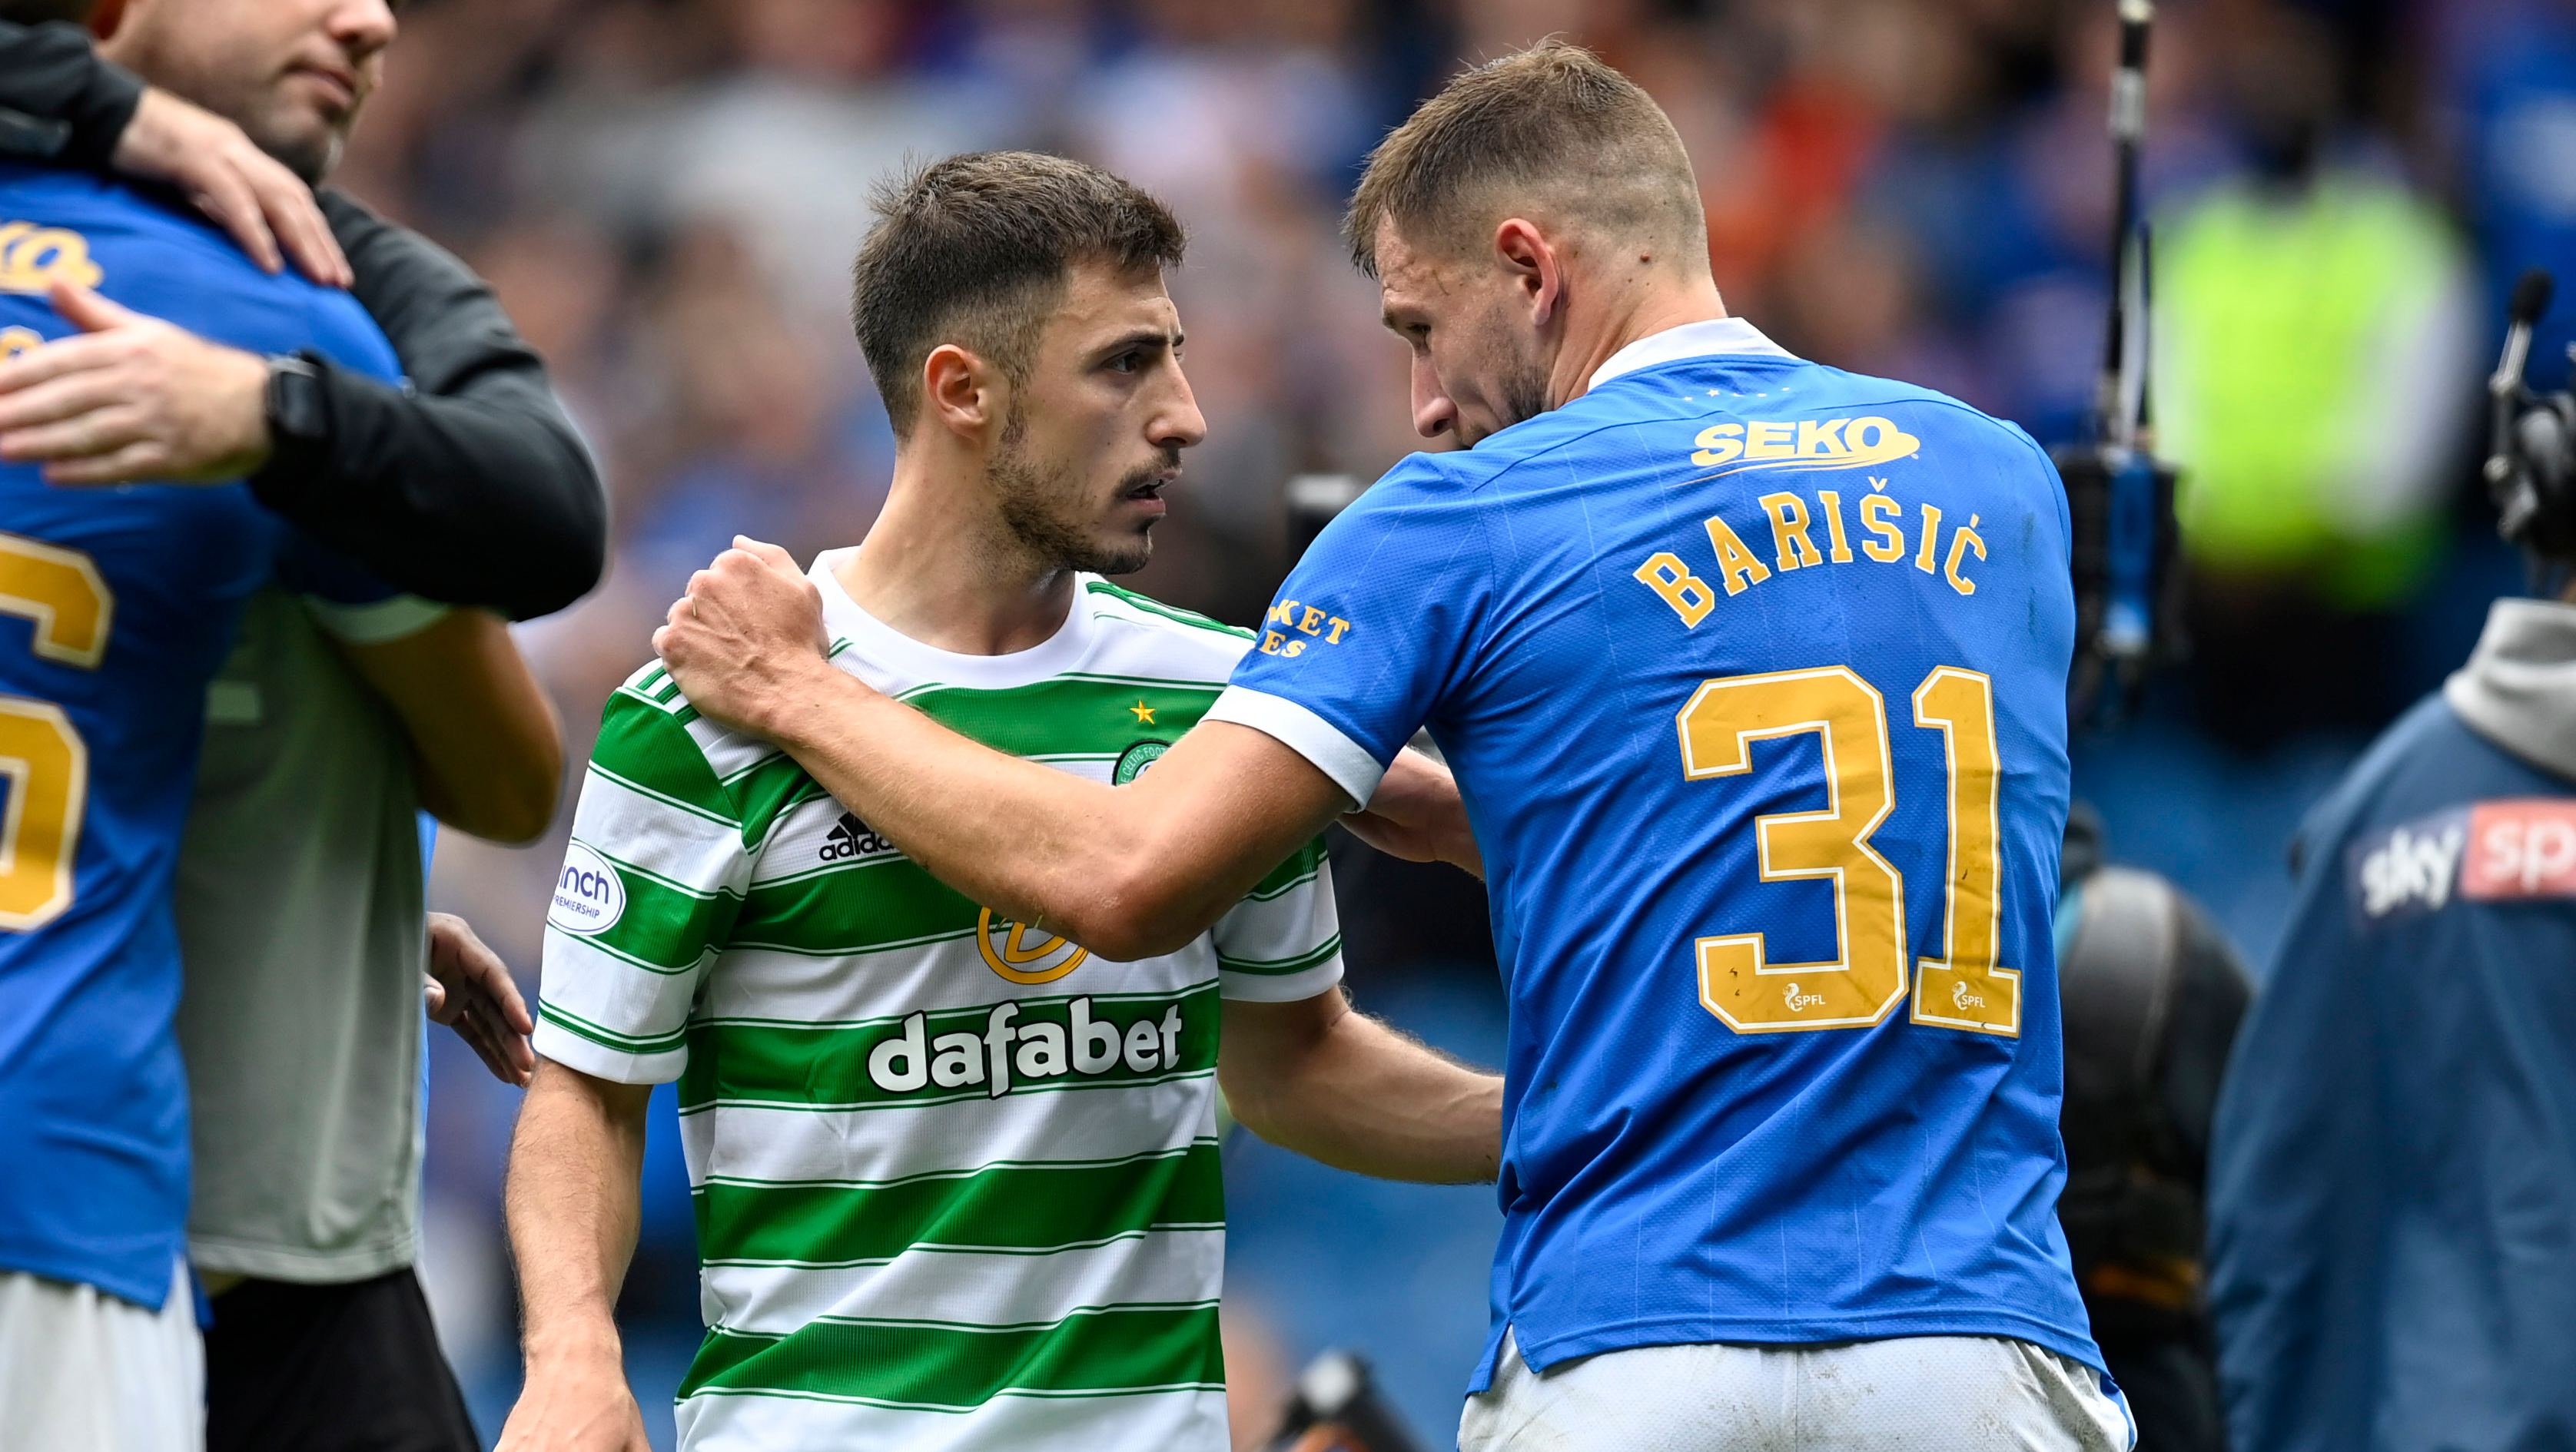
[{"xmin": 359, "ymin": 0, "xmax": 2576, "ymax": 1444}]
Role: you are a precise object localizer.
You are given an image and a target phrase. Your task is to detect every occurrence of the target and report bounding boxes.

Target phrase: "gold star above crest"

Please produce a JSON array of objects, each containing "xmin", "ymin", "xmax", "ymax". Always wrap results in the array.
[{"xmin": 1130, "ymin": 701, "xmax": 1156, "ymax": 725}]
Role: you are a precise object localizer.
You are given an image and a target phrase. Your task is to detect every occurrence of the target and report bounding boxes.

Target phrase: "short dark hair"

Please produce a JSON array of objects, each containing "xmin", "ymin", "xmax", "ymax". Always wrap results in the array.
[
  {"xmin": 1345, "ymin": 40, "xmax": 1704, "ymax": 278},
  {"xmin": 851, "ymin": 151, "xmax": 1186, "ymax": 436}
]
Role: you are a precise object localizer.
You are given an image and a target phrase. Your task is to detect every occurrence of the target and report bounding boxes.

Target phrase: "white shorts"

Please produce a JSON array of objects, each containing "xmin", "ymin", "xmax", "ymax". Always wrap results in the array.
[
  {"xmin": 1460, "ymin": 1328, "xmax": 2133, "ymax": 1452},
  {"xmin": 0, "ymin": 1261, "xmax": 204, "ymax": 1452}
]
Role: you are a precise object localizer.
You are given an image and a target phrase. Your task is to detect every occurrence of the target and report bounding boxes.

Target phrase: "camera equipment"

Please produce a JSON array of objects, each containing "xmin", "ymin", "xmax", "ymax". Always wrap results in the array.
[
  {"xmin": 2485, "ymin": 269, "xmax": 2576, "ymax": 569},
  {"xmin": 2053, "ymin": 0, "xmax": 2188, "ymax": 724},
  {"xmin": 1261, "ymin": 1351, "xmax": 1430, "ymax": 1452}
]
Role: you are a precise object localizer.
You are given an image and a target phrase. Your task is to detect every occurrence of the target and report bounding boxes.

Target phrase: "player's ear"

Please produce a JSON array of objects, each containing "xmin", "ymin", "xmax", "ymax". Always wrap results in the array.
[
  {"xmin": 921, "ymin": 343, "xmax": 997, "ymax": 443},
  {"xmin": 1493, "ymin": 218, "xmax": 1561, "ymax": 329}
]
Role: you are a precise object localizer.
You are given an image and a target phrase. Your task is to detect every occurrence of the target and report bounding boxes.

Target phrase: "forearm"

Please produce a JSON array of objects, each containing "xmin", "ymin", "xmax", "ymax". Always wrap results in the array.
[
  {"xmin": 342, "ymin": 609, "xmax": 564, "ymax": 844},
  {"xmin": 247, "ymin": 193, "xmax": 608, "ymax": 620},
  {"xmin": 250, "ymin": 365, "xmax": 606, "ymax": 619},
  {"xmin": 506, "ymin": 1062, "xmax": 649, "ymax": 1365},
  {"xmin": 763, "ymin": 670, "xmax": 1290, "ymax": 959},
  {"xmin": 1346, "ymin": 746, "xmax": 1483, "ymax": 878},
  {"xmin": 410, "ymin": 642, "xmax": 563, "ymax": 844},
  {"xmin": 1221, "ymin": 993, "xmax": 1502, "ymax": 1184}
]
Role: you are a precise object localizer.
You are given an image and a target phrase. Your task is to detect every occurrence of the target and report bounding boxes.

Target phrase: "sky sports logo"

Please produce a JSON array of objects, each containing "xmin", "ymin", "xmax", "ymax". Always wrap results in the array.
[{"xmin": 2349, "ymin": 799, "xmax": 2576, "ymax": 921}]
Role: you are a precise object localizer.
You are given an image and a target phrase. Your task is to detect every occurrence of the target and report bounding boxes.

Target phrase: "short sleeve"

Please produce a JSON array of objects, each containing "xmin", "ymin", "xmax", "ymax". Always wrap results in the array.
[
  {"xmin": 1205, "ymin": 461, "xmax": 1489, "ymax": 805},
  {"xmin": 1210, "ymin": 838, "xmax": 1345, "ymax": 1003},
  {"xmin": 535, "ymin": 685, "xmax": 751, "ymax": 1083},
  {"xmin": 303, "ymin": 593, "xmax": 449, "ymax": 644}
]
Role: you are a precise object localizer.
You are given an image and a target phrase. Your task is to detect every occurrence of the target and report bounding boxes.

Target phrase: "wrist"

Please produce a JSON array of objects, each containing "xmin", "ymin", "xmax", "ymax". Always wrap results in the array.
[
  {"xmin": 245, "ymin": 352, "xmax": 325, "ymax": 496},
  {"xmin": 522, "ymin": 1317, "xmax": 623, "ymax": 1371},
  {"xmin": 756, "ymin": 657, "xmax": 857, "ymax": 748}
]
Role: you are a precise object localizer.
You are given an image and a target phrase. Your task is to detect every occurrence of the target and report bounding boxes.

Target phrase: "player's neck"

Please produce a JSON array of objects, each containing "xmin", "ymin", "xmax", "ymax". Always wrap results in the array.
[
  {"xmin": 1551, "ymin": 270, "xmax": 1731, "ymax": 409},
  {"xmin": 838, "ymin": 459, "xmax": 1078, "ymax": 658}
]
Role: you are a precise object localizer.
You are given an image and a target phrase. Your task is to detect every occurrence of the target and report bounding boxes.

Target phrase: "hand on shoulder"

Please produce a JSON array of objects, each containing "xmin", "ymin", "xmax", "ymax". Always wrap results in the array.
[{"xmin": 652, "ymin": 536, "xmax": 837, "ymax": 739}]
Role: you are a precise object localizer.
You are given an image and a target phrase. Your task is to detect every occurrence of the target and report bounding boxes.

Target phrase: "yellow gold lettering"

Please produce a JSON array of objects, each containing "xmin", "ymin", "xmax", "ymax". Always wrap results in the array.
[
  {"xmin": 0, "ymin": 534, "xmax": 110, "ymax": 666},
  {"xmin": 1944, "ymin": 517, "xmax": 1986, "ymax": 596},
  {"xmin": 1797, "ymin": 419, "xmax": 1848, "ymax": 457},
  {"xmin": 1915, "ymin": 502, "xmax": 1944, "ymax": 574},
  {"xmin": 1260, "ymin": 631, "xmax": 1286, "ymax": 655},
  {"xmin": 1845, "ymin": 417, "xmax": 1915, "ymax": 462},
  {"xmin": 1758, "ymin": 492, "xmax": 1825, "ymax": 572},
  {"xmin": 0, "ymin": 224, "xmax": 101, "ymax": 293},
  {"xmin": 1909, "ymin": 668, "xmax": 2018, "ymax": 1035},
  {"xmin": 1691, "ymin": 423, "xmax": 1744, "ymax": 467},
  {"xmin": 0, "ymin": 534, "xmax": 109, "ymax": 930},
  {"xmin": 1814, "ymin": 490, "xmax": 1855, "ymax": 563},
  {"xmin": 1325, "ymin": 617, "xmax": 1353, "ymax": 644},
  {"xmin": 1702, "ymin": 515, "xmax": 1774, "ymax": 596},
  {"xmin": 1744, "ymin": 421, "xmax": 1795, "ymax": 460},
  {"xmin": 1267, "ymin": 600, "xmax": 1297, "ymax": 626},
  {"xmin": 1297, "ymin": 606, "xmax": 1326, "ymax": 635},
  {"xmin": 1860, "ymin": 493, "xmax": 1906, "ymax": 562},
  {"xmin": 1678, "ymin": 667, "xmax": 1907, "ymax": 1033},
  {"xmin": 1633, "ymin": 552, "xmax": 1717, "ymax": 628}
]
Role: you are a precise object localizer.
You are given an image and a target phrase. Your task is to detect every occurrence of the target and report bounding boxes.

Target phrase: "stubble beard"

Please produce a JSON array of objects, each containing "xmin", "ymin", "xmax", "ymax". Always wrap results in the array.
[
  {"xmin": 1499, "ymin": 354, "xmax": 1550, "ymax": 433},
  {"xmin": 1459, "ymin": 306, "xmax": 1553, "ymax": 445},
  {"xmin": 988, "ymin": 410, "xmax": 1155, "ymax": 578}
]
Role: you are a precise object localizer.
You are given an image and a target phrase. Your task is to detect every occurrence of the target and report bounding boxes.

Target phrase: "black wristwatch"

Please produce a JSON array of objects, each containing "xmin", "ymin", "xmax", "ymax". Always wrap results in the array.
[{"xmin": 264, "ymin": 353, "xmax": 329, "ymax": 447}]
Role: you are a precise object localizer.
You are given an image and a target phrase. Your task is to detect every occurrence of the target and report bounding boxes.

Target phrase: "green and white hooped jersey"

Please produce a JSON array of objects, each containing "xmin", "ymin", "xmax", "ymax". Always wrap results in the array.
[{"xmin": 535, "ymin": 549, "xmax": 1344, "ymax": 1452}]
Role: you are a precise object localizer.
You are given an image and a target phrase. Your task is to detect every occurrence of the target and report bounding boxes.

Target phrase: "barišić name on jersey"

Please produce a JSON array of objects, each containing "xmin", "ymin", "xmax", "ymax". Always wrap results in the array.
[{"xmin": 534, "ymin": 552, "xmax": 1343, "ymax": 1452}]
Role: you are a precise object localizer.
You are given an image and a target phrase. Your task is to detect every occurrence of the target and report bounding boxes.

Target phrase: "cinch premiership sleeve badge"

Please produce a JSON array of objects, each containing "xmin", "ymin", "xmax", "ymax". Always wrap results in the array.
[{"xmin": 550, "ymin": 841, "xmax": 627, "ymax": 936}]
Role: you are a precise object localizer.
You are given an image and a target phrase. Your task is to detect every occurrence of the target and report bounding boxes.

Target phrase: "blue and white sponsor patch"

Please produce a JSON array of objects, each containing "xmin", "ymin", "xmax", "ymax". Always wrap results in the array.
[
  {"xmin": 2345, "ymin": 807, "xmax": 2468, "ymax": 923},
  {"xmin": 549, "ymin": 840, "xmax": 626, "ymax": 936}
]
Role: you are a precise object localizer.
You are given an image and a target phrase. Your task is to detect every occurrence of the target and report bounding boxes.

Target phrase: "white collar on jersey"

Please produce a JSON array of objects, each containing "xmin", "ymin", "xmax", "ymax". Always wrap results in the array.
[
  {"xmin": 1587, "ymin": 317, "xmax": 1793, "ymax": 390},
  {"xmin": 808, "ymin": 545, "xmax": 1101, "ymax": 693}
]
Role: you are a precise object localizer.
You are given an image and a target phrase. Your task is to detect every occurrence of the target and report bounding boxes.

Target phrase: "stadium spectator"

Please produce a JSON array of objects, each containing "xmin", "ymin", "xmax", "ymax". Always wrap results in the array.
[{"xmin": 2149, "ymin": 4, "xmax": 2478, "ymax": 748}]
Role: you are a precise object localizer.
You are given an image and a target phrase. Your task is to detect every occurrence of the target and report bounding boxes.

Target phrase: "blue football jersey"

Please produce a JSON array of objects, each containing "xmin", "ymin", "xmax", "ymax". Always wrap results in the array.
[
  {"xmin": 1212, "ymin": 320, "xmax": 2101, "ymax": 1385},
  {"xmin": 0, "ymin": 166, "xmax": 402, "ymax": 1308}
]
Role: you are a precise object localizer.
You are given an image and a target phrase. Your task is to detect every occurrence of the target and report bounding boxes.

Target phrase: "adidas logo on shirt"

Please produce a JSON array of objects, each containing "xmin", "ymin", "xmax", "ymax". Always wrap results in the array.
[{"xmin": 819, "ymin": 811, "xmax": 895, "ymax": 862}]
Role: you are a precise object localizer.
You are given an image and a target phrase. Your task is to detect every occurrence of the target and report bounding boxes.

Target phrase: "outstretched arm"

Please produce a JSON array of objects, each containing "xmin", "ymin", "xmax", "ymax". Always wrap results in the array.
[
  {"xmin": 1220, "ymin": 989, "xmax": 1500, "ymax": 1183},
  {"xmin": 498, "ymin": 1060, "xmax": 655, "ymax": 1452},
  {"xmin": 656, "ymin": 542, "xmax": 1385, "ymax": 961}
]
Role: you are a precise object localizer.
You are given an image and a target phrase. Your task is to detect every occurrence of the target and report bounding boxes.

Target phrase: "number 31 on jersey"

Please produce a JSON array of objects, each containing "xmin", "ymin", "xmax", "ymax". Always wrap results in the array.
[{"xmin": 1678, "ymin": 664, "xmax": 2019, "ymax": 1037}]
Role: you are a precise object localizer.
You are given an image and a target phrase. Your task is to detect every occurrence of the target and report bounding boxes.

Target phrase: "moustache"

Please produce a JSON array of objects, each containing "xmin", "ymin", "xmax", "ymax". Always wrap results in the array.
[{"xmin": 1120, "ymin": 459, "xmax": 1182, "ymax": 497}]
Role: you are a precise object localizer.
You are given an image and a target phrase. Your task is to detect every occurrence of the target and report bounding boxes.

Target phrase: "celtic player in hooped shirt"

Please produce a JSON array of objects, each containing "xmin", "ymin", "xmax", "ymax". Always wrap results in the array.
[
  {"xmin": 656, "ymin": 48, "xmax": 2133, "ymax": 1452},
  {"xmin": 500, "ymin": 153, "xmax": 1501, "ymax": 1452}
]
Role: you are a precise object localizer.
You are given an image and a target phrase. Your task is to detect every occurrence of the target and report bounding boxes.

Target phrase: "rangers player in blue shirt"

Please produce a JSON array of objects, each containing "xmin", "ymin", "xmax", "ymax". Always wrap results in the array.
[
  {"xmin": 0, "ymin": 162, "xmax": 401, "ymax": 1447},
  {"xmin": 652, "ymin": 42, "xmax": 2129, "ymax": 1450}
]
